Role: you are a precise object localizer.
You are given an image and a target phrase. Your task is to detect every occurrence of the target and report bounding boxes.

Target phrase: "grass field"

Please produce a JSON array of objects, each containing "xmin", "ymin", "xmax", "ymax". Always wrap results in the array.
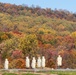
[
  {"xmin": 49, "ymin": 71, "xmax": 76, "ymax": 75},
  {"xmin": 1, "ymin": 72, "xmax": 39, "ymax": 75},
  {"xmin": 1, "ymin": 71, "xmax": 76, "ymax": 75}
]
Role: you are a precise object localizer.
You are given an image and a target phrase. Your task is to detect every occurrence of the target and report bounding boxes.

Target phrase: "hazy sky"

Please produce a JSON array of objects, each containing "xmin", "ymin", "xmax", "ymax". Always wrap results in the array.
[{"xmin": 0, "ymin": 0, "xmax": 75, "ymax": 13}]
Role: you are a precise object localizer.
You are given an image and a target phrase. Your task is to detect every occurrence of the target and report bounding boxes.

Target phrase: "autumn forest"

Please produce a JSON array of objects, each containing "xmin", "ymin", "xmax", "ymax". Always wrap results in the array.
[{"xmin": 0, "ymin": 2, "xmax": 76, "ymax": 69}]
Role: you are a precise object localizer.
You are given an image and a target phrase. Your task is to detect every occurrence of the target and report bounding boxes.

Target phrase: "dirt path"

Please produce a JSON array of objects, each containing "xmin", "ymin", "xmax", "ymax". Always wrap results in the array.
[{"xmin": 0, "ymin": 72, "xmax": 57, "ymax": 75}]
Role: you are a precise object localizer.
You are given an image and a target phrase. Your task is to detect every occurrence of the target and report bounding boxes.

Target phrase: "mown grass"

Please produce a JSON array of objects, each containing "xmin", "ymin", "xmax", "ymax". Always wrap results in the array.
[
  {"xmin": 2, "ymin": 72, "xmax": 39, "ymax": 75},
  {"xmin": 22, "ymin": 73, "xmax": 39, "ymax": 75},
  {"xmin": 1, "ymin": 71, "xmax": 76, "ymax": 75},
  {"xmin": 49, "ymin": 71, "xmax": 76, "ymax": 75},
  {"xmin": 2, "ymin": 73, "xmax": 18, "ymax": 75}
]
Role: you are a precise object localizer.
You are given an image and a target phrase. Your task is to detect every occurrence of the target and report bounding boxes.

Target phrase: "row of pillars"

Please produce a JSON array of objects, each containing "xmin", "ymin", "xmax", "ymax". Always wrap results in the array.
[
  {"xmin": 26, "ymin": 56, "xmax": 45, "ymax": 69},
  {"xmin": 4, "ymin": 55, "xmax": 62, "ymax": 69},
  {"xmin": 4, "ymin": 56, "xmax": 46, "ymax": 69}
]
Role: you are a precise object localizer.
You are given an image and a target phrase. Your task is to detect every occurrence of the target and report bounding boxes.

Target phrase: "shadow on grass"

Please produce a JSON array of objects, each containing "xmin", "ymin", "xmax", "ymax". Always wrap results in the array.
[{"xmin": 2, "ymin": 73, "xmax": 39, "ymax": 75}]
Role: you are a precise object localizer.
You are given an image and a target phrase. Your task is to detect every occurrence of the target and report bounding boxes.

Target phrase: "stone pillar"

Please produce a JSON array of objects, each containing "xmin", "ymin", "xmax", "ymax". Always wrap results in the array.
[
  {"xmin": 4, "ymin": 59, "xmax": 9, "ymax": 69},
  {"xmin": 57, "ymin": 55, "xmax": 62, "ymax": 68},
  {"xmin": 37, "ymin": 57, "xmax": 41, "ymax": 68},
  {"xmin": 31, "ymin": 57, "xmax": 36, "ymax": 69},
  {"xmin": 41, "ymin": 56, "xmax": 45, "ymax": 68},
  {"xmin": 26, "ymin": 56, "xmax": 30, "ymax": 68}
]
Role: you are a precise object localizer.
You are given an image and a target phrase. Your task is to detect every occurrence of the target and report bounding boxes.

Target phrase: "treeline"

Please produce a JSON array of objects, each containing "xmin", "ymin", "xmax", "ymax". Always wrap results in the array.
[
  {"xmin": 0, "ymin": 2, "xmax": 76, "ymax": 22},
  {"xmin": 0, "ymin": 2, "xmax": 76, "ymax": 69}
]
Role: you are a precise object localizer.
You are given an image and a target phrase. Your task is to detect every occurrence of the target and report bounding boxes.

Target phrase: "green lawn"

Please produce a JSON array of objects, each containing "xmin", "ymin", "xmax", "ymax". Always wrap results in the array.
[
  {"xmin": 1, "ymin": 71, "xmax": 76, "ymax": 75},
  {"xmin": 2, "ymin": 73, "xmax": 18, "ymax": 75},
  {"xmin": 49, "ymin": 71, "xmax": 76, "ymax": 75},
  {"xmin": 21, "ymin": 73, "xmax": 39, "ymax": 75},
  {"xmin": 2, "ymin": 73, "xmax": 39, "ymax": 75}
]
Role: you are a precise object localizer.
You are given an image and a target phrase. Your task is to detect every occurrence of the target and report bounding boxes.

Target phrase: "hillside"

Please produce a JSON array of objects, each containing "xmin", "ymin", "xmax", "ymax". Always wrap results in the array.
[{"xmin": 0, "ymin": 3, "xmax": 76, "ymax": 69}]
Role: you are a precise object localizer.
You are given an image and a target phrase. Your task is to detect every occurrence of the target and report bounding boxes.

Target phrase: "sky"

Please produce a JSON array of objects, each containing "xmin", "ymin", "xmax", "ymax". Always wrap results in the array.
[{"xmin": 0, "ymin": 0, "xmax": 76, "ymax": 13}]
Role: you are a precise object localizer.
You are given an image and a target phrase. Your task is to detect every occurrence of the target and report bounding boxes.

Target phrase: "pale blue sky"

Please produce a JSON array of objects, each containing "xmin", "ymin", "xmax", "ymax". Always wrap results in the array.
[{"xmin": 0, "ymin": 0, "xmax": 76, "ymax": 13}]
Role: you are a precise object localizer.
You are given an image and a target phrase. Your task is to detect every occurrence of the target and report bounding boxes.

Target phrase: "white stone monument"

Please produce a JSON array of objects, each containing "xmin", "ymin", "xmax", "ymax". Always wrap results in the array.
[
  {"xmin": 57, "ymin": 55, "xmax": 62, "ymax": 67},
  {"xmin": 26, "ymin": 56, "xmax": 30, "ymax": 68},
  {"xmin": 41, "ymin": 56, "xmax": 45, "ymax": 68},
  {"xmin": 37, "ymin": 57, "xmax": 41, "ymax": 68},
  {"xmin": 4, "ymin": 59, "xmax": 9, "ymax": 69},
  {"xmin": 31, "ymin": 57, "xmax": 36, "ymax": 69}
]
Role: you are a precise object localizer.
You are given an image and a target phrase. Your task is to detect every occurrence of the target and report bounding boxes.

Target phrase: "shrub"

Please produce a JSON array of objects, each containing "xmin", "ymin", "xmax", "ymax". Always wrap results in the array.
[
  {"xmin": 0, "ymin": 64, "xmax": 3, "ymax": 69},
  {"xmin": 9, "ymin": 58, "xmax": 25, "ymax": 69}
]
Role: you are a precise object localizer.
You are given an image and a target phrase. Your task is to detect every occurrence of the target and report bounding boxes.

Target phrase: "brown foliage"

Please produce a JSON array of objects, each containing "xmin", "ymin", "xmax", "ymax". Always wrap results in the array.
[
  {"xmin": 9, "ymin": 58, "xmax": 25, "ymax": 69},
  {"xmin": 46, "ymin": 59, "xmax": 56, "ymax": 68}
]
